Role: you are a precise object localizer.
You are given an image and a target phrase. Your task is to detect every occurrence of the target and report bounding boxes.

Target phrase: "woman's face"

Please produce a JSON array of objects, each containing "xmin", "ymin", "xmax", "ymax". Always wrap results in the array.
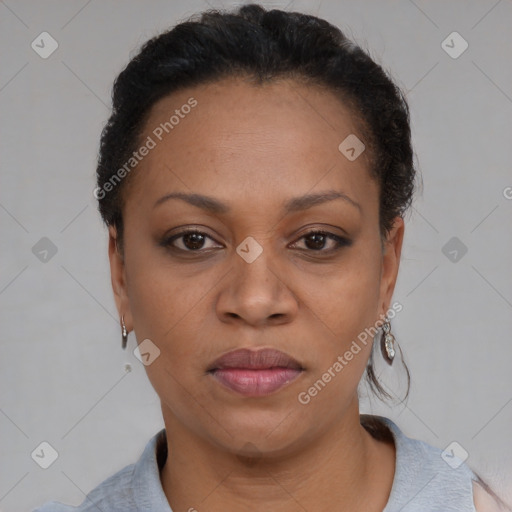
[{"xmin": 109, "ymin": 76, "xmax": 403, "ymax": 456}]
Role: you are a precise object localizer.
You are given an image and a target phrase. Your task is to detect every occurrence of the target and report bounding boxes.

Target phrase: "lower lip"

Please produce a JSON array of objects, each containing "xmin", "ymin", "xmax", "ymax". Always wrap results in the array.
[{"xmin": 210, "ymin": 368, "xmax": 303, "ymax": 396}]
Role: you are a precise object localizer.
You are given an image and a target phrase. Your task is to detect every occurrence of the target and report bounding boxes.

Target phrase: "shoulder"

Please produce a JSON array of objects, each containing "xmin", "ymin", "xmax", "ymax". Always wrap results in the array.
[
  {"xmin": 369, "ymin": 415, "xmax": 511, "ymax": 512},
  {"xmin": 33, "ymin": 429, "xmax": 169, "ymax": 512},
  {"xmin": 363, "ymin": 415, "xmax": 478, "ymax": 511},
  {"xmin": 33, "ymin": 462, "xmax": 136, "ymax": 511}
]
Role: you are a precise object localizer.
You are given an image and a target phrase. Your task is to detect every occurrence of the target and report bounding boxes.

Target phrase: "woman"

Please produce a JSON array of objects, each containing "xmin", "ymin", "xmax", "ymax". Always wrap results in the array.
[{"xmin": 35, "ymin": 4, "xmax": 508, "ymax": 511}]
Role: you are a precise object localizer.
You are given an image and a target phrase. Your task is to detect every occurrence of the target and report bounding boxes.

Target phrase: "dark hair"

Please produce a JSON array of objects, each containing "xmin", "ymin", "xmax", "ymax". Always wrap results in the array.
[{"xmin": 96, "ymin": 4, "xmax": 415, "ymax": 401}]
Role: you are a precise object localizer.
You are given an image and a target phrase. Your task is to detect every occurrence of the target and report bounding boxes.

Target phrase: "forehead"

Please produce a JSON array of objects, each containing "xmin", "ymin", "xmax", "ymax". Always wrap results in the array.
[{"xmin": 124, "ymin": 77, "xmax": 376, "ymax": 216}]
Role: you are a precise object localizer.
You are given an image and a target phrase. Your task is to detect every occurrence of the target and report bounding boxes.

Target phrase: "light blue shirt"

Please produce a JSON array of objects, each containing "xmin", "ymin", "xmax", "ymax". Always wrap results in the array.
[{"xmin": 34, "ymin": 415, "xmax": 477, "ymax": 511}]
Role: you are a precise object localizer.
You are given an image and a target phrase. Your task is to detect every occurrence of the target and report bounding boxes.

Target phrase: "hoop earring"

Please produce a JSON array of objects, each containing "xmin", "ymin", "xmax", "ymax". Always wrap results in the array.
[
  {"xmin": 381, "ymin": 317, "xmax": 395, "ymax": 365},
  {"xmin": 121, "ymin": 315, "xmax": 128, "ymax": 350}
]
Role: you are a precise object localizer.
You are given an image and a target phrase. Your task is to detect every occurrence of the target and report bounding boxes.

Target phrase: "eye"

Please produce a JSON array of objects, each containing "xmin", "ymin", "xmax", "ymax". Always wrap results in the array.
[
  {"xmin": 289, "ymin": 230, "xmax": 351, "ymax": 253},
  {"xmin": 161, "ymin": 229, "xmax": 222, "ymax": 252},
  {"xmin": 161, "ymin": 228, "xmax": 351, "ymax": 254}
]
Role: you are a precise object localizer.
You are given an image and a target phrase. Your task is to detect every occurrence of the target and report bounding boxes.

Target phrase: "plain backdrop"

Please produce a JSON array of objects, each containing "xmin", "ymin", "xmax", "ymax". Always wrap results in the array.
[{"xmin": 1, "ymin": 1, "xmax": 511, "ymax": 510}]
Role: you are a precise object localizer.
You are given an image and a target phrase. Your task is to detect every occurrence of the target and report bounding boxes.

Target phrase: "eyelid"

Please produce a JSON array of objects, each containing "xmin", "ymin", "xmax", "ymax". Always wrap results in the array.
[
  {"xmin": 288, "ymin": 229, "xmax": 351, "ymax": 251},
  {"xmin": 162, "ymin": 226, "xmax": 351, "ymax": 254},
  {"xmin": 163, "ymin": 228, "xmax": 223, "ymax": 250}
]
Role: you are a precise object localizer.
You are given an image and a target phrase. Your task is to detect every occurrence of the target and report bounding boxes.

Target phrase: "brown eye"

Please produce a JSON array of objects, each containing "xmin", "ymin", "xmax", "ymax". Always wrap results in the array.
[
  {"xmin": 181, "ymin": 232, "xmax": 206, "ymax": 250},
  {"xmin": 291, "ymin": 230, "xmax": 351, "ymax": 252},
  {"xmin": 162, "ymin": 229, "xmax": 221, "ymax": 252},
  {"xmin": 305, "ymin": 232, "xmax": 328, "ymax": 250}
]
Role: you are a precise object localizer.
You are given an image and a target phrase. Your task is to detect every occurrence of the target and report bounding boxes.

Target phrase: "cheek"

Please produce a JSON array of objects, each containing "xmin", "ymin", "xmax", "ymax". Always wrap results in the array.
[
  {"xmin": 292, "ymin": 247, "xmax": 382, "ymax": 333},
  {"xmin": 289, "ymin": 246, "xmax": 382, "ymax": 389},
  {"xmin": 293, "ymin": 265, "xmax": 381, "ymax": 420},
  {"xmin": 128, "ymin": 272, "xmax": 214, "ymax": 363},
  {"xmin": 124, "ymin": 251, "xmax": 217, "ymax": 384},
  {"xmin": 125, "ymin": 231, "xmax": 209, "ymax": 333},
  {"xmin": 126, "ymin": 264, "xmax": 214, "ymax": 416}
]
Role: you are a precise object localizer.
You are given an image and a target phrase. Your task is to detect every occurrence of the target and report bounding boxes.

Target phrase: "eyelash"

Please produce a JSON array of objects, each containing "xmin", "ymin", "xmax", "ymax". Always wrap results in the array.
[{"xmin": 161, "ymin": 228, "xmax": 351, "ymax": 255}]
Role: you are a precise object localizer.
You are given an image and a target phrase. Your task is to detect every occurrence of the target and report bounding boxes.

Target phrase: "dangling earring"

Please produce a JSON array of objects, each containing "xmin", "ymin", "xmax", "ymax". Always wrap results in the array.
[
  {"xmin": 121, "ymin": 315, "xmax": 128, "ymax": 350},
  {"xmin": 381, "ymin": 317, "xmax": 395, "ymax": 365}
]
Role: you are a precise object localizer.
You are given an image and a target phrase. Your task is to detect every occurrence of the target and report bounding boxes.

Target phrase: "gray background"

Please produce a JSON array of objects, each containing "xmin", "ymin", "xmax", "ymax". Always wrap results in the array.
[{"xmin": 1, "ymin": 0, "xmax": 511, "ymax": 510}]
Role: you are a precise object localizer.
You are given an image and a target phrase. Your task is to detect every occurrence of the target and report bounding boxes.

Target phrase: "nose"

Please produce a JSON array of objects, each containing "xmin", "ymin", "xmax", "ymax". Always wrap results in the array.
[{"xmin": 215, "ymin": 244, "xmax": 298, "ymax": 327}]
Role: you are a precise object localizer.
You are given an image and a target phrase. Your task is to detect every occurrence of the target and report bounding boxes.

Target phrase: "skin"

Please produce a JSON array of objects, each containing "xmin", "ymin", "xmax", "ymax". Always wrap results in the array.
[{"xmin": 108, "ymin": 76, "xmax": 405, "ymax": 511}]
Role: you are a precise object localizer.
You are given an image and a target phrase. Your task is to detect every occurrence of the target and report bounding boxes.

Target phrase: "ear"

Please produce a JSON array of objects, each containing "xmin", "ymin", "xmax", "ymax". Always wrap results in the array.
[
  {"xmin": 378, "ymin": 216, "xmax": 405, "ymax": 316},
  {"xmin": 108, "ymin": 225, "xmax": 132, "ymax": 332}
]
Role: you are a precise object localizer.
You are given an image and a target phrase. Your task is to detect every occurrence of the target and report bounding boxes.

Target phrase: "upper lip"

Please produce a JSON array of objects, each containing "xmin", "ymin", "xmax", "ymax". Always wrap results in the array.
[{"xmin": 207, "ymin": 348, "xmax": 304, "ymax": 372}]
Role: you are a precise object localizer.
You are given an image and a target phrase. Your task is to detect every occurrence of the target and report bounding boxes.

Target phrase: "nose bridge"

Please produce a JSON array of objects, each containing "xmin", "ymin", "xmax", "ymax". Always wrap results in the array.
[
  {"xmin": 233, "ymin": 236, "xmax": 281, "ymax": 300},
  {"xmin": 216, "ymin": 234, "xmax": 296, "ymax": 325}
]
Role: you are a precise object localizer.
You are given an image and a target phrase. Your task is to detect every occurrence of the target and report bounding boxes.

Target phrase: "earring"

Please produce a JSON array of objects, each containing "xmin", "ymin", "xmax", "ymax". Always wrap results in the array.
[
  {"xmin": 121, "ymin": 315, "xmax": 128, "ymax": 350},
  {"xmin": 381, "ymin": 317, "xmax": 395, "ymax": 365}
]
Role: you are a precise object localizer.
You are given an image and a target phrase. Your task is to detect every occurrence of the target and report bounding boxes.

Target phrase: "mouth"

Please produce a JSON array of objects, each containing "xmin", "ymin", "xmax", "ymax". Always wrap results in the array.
[{"xmin": 207, "ymin": 348, "xmax": 304, "ymax": 397}]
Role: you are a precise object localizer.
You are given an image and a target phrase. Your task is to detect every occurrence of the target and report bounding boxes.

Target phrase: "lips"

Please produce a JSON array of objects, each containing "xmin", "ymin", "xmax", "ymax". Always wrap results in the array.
[
  {"xmin": 207, "ymin": 348, "xmax": 304, "ymax": 397},
  {"xmin": 208, "ymin": 348, "xmax": 303, "ymax": 372}
]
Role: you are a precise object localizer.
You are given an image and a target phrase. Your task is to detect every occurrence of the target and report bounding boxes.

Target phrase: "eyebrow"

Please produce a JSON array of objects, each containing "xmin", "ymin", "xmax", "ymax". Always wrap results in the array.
[{"xmin": 153, "ymin": 190, "xmax": 361, "ymax": 214}]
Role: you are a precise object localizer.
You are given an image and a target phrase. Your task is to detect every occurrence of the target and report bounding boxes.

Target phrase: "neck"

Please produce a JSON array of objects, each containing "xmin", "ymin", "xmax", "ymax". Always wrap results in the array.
[{"xmin": 159, "ymin": 400, "xmax": 395, "ymax": 512}]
